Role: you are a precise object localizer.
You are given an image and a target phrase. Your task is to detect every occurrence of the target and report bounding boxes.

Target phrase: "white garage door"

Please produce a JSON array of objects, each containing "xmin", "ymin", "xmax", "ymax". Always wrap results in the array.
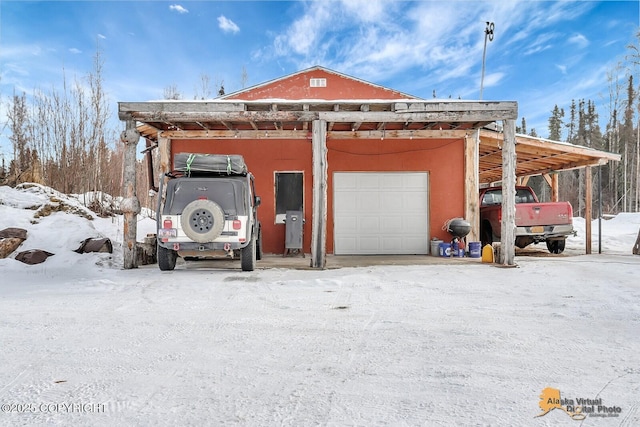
[{"xmin": 334, "ymin": 172, "xmax": 429, "ymax": 255}]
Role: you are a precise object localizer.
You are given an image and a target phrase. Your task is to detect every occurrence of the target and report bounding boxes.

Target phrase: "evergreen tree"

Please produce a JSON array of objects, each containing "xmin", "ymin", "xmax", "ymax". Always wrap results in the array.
[
  {"xmin": 516, "ymin": 117, "xmax": 527, "ymax": 134},
  {"xmin": 548, "ymin": 105, "xmax": 565, "ymax": 140},
  {"xmin": 566, "ymin": 100, "xmax": 577, "ymax": 143}
]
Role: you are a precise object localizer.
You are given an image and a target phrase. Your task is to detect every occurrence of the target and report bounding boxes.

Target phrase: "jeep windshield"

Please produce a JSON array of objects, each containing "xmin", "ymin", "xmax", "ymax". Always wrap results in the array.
[{"xmin": 162, "ymin": 178, "xmax": 247, "ymax": 216}]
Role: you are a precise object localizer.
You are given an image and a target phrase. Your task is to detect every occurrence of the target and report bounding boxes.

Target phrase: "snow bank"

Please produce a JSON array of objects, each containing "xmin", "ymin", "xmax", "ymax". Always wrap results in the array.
[
  {"xmin": 0, "ymin": 184, "xmax": 639, "ymax": 425},
  {"xmin": 569, "ymin": 213, "xmax": 640, "ymax": 254},
  {"xmin": 0, "ymin": 184, "xmax": 156, "ymax": 272}
]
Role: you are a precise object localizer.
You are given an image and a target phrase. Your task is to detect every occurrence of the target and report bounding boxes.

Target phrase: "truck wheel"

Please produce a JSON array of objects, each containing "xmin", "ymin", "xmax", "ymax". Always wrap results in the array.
[
  {"xmin": 241, "ymin": 238, "xmax": 256, "ymax": 271},
  {"xmin": 181, "ymin": 199, "xmax": 225, "ymax": 243},
  {"xmin": 158, "ymin": 245, "xmax": 177, "ymax": 271},
  {"xmin": 546, "ymin": 239, "xmax": 566, "ymax": 254}
]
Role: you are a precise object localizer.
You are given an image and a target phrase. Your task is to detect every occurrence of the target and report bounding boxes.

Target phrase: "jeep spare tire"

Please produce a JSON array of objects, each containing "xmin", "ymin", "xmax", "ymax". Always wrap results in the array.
[{"xmin": 181, "ymin": 199, "xmax": 225, "ymax": 243}]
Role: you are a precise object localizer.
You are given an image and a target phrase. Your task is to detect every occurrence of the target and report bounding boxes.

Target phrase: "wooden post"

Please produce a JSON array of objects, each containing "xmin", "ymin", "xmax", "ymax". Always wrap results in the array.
[
  {"xmin": 585, "ymin": 166, "xmax": 592, "ymax": 254},
  {"xmin": 542, "ymin": 173, "xmax": 559, "ymax": 202},
  {"xmin": 517, "ymin": 176, "xmax": 530, "ymax": 186},
  {"xmin": 501, "ymin": 119, "xmax": 517, "ymax": 265},
  {"xmin": 121, "ymin": 120, "xmax": 141, "ymax": 269},
  {"xmin": 158, "ymin": 133, "xmax": 171, "ymax": 174},
  {"xmin": 551, "ymin": 173, "xmax": 559, "ymax": 202},
  {"xmin": 311, "ymin": 119, "xmax": 327, "ymax": 269},
  {"xmin": 464, "ymin": 132, "xmax": 479, "ymax": 242}
]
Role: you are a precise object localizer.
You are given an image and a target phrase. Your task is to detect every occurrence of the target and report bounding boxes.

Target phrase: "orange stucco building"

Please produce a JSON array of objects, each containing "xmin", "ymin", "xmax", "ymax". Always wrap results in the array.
[
  {"xmin": 119, "ymin": 66, "xmax": 527, "ymax": 268},
  {"xmin": 171, "ymin": 67, "xmax": 466, "ymax": 255}
]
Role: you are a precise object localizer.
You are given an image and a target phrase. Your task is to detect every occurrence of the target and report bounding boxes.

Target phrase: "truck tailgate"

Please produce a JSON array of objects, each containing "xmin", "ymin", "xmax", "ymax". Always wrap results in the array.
[{"xmin": 515, "ymin": 202, "xmax": 572, "ymax": 227}]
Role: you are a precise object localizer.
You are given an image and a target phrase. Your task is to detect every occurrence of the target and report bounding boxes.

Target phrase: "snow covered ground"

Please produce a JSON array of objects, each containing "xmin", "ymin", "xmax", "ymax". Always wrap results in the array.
[{"xmin": 1, "ymin": 184, "xmax": 639, "ymax": 426}]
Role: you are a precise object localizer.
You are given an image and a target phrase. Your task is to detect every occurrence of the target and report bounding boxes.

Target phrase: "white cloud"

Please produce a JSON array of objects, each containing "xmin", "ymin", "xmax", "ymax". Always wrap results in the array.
[
  {"xmin": 556, "ymin": 64, "xmax": 567, "ymax": 74},
  {"xmin": 69, "ymin": 48, "xmax": 82, "ymax": 54},
  {"xmin": 339, "ymin": 0, "xmax": 386, "ymax": 23},
  {"xmin": 568, "ymin": 33, "xmax": 589, "ymax": 49},
  {"xmin": 260, "ymin": 0, "xmax": 608, "ymax": 106},
  {"xmin": 0, "ymin": 44, "xmax": 43, "ymax": 59},
  {"xmin": 273, "ymin": 2, "xmax": 334, "ymax": 56},
  {"xmin": 481, "ymin": 72, "xmax": 505, "ymax": 89},
  {"xmin": 522, "ymin": 32, "xmax": 558, "ymax": 56},
  {"xmin": 169, "ymin": 4, "xmax": 188, "ymax": 14},
  {"xmin": 98, "ymin": 34, "xmax": 107, "ymax": 40},
  {"xmin": 218, "ymin": 16, "xmax": 240, "ymax": 34}
]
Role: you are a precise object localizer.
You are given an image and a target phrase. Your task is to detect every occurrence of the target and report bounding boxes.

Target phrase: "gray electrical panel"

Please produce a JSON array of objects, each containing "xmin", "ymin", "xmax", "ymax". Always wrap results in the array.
[{"xmin": 284, "ymin": 210, "xmax": 304, "ymax": 257}]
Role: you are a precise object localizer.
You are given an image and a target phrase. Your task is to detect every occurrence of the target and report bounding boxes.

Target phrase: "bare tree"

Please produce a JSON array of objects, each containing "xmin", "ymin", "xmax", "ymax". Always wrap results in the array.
[
  {"xmin": 6, "ymin": 91, "xmax": 29, "ymax": 182},
  {"xmin": 626, "ymin": 31, "xmax": 640, "ymax": 212},
  {"xmin": 163, "ymin": 84, "xmax": 182, "ymax": 100},
  {"xmin": 194, "ymin": 73, "xmax": 212, "ymax": 100},
  {"xmin": 11, "ymin": 46, "xmax": 115, "ymax": 195},
  {"xmin": 604, "ymin": 64, "xmax": 625, "ymax": 212}
]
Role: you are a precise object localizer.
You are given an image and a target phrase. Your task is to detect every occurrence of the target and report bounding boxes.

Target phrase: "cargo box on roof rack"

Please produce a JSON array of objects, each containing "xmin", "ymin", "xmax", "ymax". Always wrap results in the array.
[{"xmin": 174, "ymin": 153, "xmax": 248, "ymax": 175}]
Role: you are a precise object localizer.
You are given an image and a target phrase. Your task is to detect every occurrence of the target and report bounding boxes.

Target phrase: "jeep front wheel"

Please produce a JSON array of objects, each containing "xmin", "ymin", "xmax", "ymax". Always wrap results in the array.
[
  {"xmin": 241, "ymin": 237, "xmax": 256, "ymax": 271},
  {"xmin": 181, "ymin": 199, "xmax": 225, "ymax": 243}
]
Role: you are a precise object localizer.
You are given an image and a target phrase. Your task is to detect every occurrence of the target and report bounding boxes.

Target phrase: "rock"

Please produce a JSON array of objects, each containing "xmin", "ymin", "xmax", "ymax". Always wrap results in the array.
[
  {"xmin": 0, "ymin": 238, "xmax": 24, "ymax": 259},
  {"xmin": 75, "ymin": 238, "xmax": 113, "ymax": 254},
  {"xmin": 0, "ymin": 228, "xmax": 28, "ymax": 240},
  {"xmin": 15, "ymin": 249, "xmax": 54, "ymax": 265}
]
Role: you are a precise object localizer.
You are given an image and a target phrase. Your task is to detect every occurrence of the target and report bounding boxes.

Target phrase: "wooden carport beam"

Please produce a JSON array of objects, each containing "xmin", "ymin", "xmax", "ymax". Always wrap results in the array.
[
  {"xmin": 500, "ymin": 119, "xmax": 517, "ymax": 266},
  {"xmin": 123, "ymin": 107, "xmax": 518, "ymax": 126}
]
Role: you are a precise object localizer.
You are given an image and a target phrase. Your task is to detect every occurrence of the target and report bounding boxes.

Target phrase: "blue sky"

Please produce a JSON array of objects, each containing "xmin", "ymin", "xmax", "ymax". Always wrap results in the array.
[{"xmin": 0, "ymin": 0, "xmax": 639, "ymax": 159}]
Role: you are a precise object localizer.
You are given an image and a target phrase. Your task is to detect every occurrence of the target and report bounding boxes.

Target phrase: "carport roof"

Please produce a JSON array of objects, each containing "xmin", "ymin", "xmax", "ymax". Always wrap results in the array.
[
  {"xmin": 478, "ymin": 129, "xmax": 621, "ymax": 184},
  {"xmin": 119, "ymin": 99, "xmax": 620, "ymax": 180}
]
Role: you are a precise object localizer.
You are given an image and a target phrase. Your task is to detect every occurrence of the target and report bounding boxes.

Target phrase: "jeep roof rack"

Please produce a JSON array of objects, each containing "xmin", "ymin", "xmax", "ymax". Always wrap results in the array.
[{"xmin": 173, "ymin": 153, "xmax": 248, "ymax": 176}]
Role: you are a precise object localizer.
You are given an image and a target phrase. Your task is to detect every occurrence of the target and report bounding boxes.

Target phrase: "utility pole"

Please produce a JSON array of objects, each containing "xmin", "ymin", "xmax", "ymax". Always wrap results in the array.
[{"xmin": 480, "ymin": 21, "xmax": 495, "ymax": 100}]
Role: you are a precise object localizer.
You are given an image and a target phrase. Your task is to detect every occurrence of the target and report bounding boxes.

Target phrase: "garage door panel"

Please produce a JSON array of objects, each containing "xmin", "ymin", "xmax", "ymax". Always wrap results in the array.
[
  {"xmin": 381, "ymin": 192, "xmax": 404, "ymax": 209},
  {"xmin": 404, "ymin": 215, "xmax": 427, "ymax": 229},
  {"xmin": 359, "ymin": 193, "xmax": 381, "ymax": 211},
  {"xmin": 359, "ymin": 236, "xmax": 381, "ymax": 250},
  {"xmin": 403, "ymin": 237, "xmax": 428, "ymax": 252},
  {"xmin": 359, "ymin": 217, "xmax": 380, "ymax": 232},
  {"xmin": 335, "ymin": 173, "xmax": 358, "ymax": 189},
  {"xmin": 381, "ymin": 237, "xmax": 404, "ymax": 252},
  {"xmin": 359, "ymin": 175, "xmax": 380, "ymax": 189},
  {"xmin": 334, "ymin": 172, "xmax": 429, "ymax": 255},
  {"xmin": 335, "ymin": 237, "xmax": 357, "ymax": 253},
  {"xmin": 335, "ymin": 215, "xmax": 357, "ymax": 232},
  {"xmin": 380, "ymin": 175, "xmax": 404, "ymax": 188},
  {"xmin": 381, "ymin": 216, "xmax": 404, "ymax": 232},
  {"xmin": 335, "ymin": 193, "xmax": 357, "ymax": 211},
  {"xmin": 404, "ymin": 174, "xmax": 428, "ymax": 188}
]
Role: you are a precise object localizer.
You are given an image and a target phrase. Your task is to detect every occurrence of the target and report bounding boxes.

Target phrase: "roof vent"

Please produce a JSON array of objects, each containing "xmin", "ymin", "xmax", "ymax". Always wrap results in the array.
[{"xmin": 310, "ymin": 78, "xmax": 327, "ymax": 88}]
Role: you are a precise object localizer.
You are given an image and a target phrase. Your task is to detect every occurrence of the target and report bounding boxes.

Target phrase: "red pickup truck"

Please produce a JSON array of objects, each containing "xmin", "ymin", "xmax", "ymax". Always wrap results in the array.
[{"xmin": 479, "ymin": 186, "xmax": 575, "ymax": 254}]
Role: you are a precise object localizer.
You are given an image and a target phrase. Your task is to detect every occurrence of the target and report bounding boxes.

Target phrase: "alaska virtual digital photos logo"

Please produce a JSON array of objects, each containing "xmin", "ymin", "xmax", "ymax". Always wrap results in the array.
[{"xmin": 535, "ymin": 387, "xmax": 622, "ymax": 420}]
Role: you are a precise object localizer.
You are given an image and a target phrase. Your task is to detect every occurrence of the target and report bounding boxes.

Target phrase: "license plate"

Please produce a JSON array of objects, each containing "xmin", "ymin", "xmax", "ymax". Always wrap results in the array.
[
  {"xmin": 530, "ymin": 226, "xmax": 544, "ymax": 233},
  {"xmin": 158, "ymin": 228, "xmax": 177, "ymax": 238}
]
